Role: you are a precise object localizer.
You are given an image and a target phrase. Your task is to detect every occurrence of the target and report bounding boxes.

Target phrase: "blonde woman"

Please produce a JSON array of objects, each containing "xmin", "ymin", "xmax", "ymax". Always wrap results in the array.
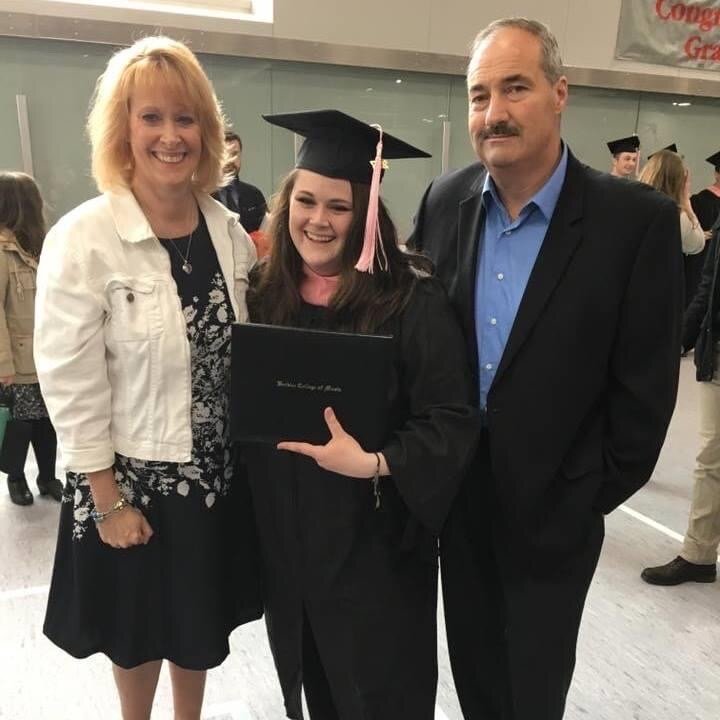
[
  {"xmin": 639, "ymin": 149, "xmax": 707, "ymax": 255},
  {"xmin": 0, "ymin": 172, "xmax": 60, "ymax": 506},
  {"xmin": 34, "ymin": 37, "xmax": 261, "ymax": 719}
]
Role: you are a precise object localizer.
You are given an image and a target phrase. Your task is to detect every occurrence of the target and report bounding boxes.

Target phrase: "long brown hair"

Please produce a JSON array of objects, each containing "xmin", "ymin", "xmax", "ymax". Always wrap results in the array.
[
  {"xmin": 638, "ymin": 150, "xmax": 686, "ymax": 206},
  {"xmin": 249, "ymin": 169, "xmax": 432, "ymax": 333},
  {"xmin": 0, "ymin": 171, "xmax": 45, "ymax": 257}
]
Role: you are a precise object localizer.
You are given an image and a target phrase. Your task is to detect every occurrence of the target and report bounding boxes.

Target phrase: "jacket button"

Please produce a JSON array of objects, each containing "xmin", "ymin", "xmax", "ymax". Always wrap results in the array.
[{"xmin": 126, "ymin": 292, "xmax": 135, "ymax": 303}]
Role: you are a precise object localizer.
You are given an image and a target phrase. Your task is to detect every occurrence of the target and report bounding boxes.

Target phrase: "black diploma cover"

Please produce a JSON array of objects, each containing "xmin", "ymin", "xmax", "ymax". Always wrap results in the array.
[{"xmin": 231, "ymin": 323, "xmax": 392, "ymax": 449}]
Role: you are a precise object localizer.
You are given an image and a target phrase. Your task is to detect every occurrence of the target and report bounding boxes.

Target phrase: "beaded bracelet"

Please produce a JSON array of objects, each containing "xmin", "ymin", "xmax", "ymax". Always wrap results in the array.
[
  {"xmin": 90, "ymin": 496, "xmax": 129, "ymax": 524},
  {"xmin": 372, "ymin": 452, "xmax": 381, "ymax": 510}
]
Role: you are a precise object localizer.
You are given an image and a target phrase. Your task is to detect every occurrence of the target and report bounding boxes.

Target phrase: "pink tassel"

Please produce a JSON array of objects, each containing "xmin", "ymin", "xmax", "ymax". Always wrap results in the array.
[{"xmin": 355, "ymin": 125, "xmax": 386, "ymax": 274}]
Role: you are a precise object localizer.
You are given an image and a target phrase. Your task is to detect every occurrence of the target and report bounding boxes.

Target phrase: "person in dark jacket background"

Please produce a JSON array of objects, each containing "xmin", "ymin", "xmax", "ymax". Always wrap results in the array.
[
  {"xmin": 642, "ymin": 223, "xmax": 720, "ymax": 586},
  {"xmin": 214, "ymin": 129, "xmax": 268, "ymax": 234},
  {"xmin": 686, "ymin": 152, "xmax": 720, "ymax": 309}
]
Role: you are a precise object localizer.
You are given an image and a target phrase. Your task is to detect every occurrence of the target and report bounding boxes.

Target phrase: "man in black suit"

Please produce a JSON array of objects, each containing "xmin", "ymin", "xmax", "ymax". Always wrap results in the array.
[
  {"xmin": 214, "ymin": 129, "xmax": 268, "ymax": 233},
  {"xmin": 410, "ymin": 17, "xmax": 682, "ymax": 720}
]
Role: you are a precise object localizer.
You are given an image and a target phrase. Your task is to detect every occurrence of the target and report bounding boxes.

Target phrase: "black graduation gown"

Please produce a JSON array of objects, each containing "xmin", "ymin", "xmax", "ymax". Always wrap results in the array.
[
  {"xmin": 243, "ymin": 277, "xmax": 478, "ymax": 720},
  {"xmin": 687, "ymin": 189, "xmax": 720, "ymax": 307}
]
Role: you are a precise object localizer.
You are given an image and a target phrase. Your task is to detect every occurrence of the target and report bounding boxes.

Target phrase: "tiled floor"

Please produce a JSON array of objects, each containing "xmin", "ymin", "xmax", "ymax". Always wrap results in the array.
[{"xmin": 1, "ymin": 356, "xmax": 719, "ymax": 719}]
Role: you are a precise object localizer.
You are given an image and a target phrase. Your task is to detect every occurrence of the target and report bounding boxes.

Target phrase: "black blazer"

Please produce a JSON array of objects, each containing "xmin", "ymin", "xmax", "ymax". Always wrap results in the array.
[
  {"xmin": 684, "ymin": 225, "xmax": 720, "ymax": 380},
  {"xmin": 410, "ymin": 150, "xmax": 683, "ymax": 558}
]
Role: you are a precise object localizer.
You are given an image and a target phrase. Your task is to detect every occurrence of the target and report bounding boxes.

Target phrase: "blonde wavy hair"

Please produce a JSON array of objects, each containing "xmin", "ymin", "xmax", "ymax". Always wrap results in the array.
[
  {"xmin": 638, "ymin": 150, "xmax": 686, "ymax": 207},
  {"xmin": 87, "ymin": 36, "xmax": 226, "ymax": 193}
]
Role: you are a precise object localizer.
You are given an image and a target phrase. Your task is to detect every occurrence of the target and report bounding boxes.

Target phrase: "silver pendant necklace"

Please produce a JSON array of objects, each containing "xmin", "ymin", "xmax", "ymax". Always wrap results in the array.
[{"xmin": 168, "ymin": 229, "xmax": 194, "ymax": 274}]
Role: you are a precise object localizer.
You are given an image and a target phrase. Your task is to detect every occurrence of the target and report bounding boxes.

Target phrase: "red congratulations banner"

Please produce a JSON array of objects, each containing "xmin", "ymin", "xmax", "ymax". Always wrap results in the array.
[{"xmin": 616, "ymin": 0, "xmax": 720, "ymax": 69}]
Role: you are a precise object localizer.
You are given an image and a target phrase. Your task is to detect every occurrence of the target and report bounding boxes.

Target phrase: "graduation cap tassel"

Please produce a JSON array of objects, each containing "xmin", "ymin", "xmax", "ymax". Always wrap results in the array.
[{"xmin": 355, "ymin": 125, "xmax": 384, "ymax": 274}]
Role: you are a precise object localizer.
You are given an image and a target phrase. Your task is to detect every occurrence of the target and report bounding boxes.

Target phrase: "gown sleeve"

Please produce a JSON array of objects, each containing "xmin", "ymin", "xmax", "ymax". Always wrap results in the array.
[{"xmin": 381, "ymin": 276, "xmax": 479, "ymax": 535}]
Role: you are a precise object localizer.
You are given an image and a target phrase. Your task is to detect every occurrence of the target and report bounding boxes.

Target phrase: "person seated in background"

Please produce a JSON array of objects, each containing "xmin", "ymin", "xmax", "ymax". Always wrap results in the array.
[
  {"xmin": 607, "ymin": 134, "xmax": 640, "ymax": 179},
  {"xmin": 34, "ymin": 36, "xmax": 261, "ymax": 720},
  {"xmin": 639, "ymin": 148, "xmax": 707, "ymax": 256},
  {"xmin": 244, "ymin": 109, "xmax": 478, "ymax": 720},
  {"xmin": 213, "ymin": 128, "xmax": 270, "ymax": 256},
  {"xmin": 0, "ymin": 171, "xmax": 61, "ymax": 506}
]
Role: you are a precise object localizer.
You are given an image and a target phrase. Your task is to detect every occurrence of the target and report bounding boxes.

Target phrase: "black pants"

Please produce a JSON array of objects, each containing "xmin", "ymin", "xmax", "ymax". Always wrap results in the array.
[
  {"xmin": 440, "ymin": 440, "xmax": 604, "ymax": 720},
  {"xmin": 6, "ymin": 417, "xmax": 57, "ymax": 480},
  {"xmin": 302, "ymin": 612, "xmax": 340, "ymax": 720}
]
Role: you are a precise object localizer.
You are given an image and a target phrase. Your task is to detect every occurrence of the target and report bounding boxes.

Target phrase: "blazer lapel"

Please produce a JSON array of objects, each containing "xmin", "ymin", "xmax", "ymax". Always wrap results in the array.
[
  {"xmin": 493, "ymin": 154, "xmax": 586, "ymax": 386},
  {"xmin": 457, "ymin": 186, "xmax": 486, "ymax": 366}
]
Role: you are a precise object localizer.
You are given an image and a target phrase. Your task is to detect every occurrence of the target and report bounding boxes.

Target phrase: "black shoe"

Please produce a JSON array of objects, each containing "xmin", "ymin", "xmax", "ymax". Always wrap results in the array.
[
  {"xmin": 641, "ymin": 556, "xmax": 717, "ymax": 586},
  {"xmin": 7, "ymin": 475, "xmax": 33, "ymax": 506},
  {"xmin": 37, "ymin": 477, "xmax": 63, "ymax": 502}
]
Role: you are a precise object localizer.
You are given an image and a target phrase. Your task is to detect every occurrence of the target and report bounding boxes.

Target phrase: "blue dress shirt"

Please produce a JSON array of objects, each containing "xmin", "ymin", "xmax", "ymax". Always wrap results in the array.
[{"xmin": 475, "ymin": 144, "xmax": 568, "ymax": 409}]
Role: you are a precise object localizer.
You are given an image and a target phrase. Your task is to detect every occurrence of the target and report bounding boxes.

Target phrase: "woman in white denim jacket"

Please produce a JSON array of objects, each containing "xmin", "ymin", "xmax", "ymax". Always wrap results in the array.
[{"xmin": 34, "ymin": 37, "xmax": 261, "ymax": 720}]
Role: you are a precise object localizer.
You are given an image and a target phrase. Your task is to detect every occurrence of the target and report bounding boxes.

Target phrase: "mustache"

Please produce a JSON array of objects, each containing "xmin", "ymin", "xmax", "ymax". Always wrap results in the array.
[{"xmin": 479, "ymin": 122, "xmax": 520, "ymax": 140}]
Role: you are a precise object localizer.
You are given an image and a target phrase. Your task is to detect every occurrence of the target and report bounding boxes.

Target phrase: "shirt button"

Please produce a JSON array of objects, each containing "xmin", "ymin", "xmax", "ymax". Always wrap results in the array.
[
  {"xmin": 504, "ymin": 230, "xmax": 512, "ymax": 236},
  {"xmin": 126, "ymin": 292, "xmax": 135, "ymax": 303},
  {"xmin": 497, "ymin": 273, "xmax": 504, "ymax": 281},
  {"xmin": 490, "ymin": 318, "xmax": 498, "ymax": 325},
  {"xmin": 485, "ymin": 363, "xmax": 493, "ymax": 370}
]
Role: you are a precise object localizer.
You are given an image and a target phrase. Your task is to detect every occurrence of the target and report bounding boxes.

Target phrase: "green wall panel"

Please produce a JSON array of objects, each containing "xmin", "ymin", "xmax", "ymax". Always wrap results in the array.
[{"xmin": 2, "ymin": 35, "xmax": 719, "ymax": 233}]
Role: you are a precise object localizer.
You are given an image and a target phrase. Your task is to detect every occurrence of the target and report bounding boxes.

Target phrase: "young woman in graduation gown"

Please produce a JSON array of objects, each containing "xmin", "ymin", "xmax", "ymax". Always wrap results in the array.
[{"xmin": 244, "ymin": 110, "xmax": 479, "ymax": 720}]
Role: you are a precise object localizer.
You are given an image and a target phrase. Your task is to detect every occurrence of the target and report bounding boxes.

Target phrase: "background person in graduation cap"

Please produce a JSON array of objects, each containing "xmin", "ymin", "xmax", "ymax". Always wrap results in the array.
[
  {"xmin": 691, "ymin": 150, "xmax": 720, "ymax": 231},
  {"xmin": 639, "ymin": 148, "xmax": 706, "ymax": 258},
  {"xmin": 409, "ymin": 17, "xmax": 682, "ymax": 720},
  {"xmin": 648, "ymin": 142, "xmax": 679, "ymax": 157},
  {"xmin": 685, "ymin": 150, "xmax": 720, "ymax": 308},
  {"xmin": 243, "ymin": 109, "xmax": 478, "ymax": 720},
  {"xmin": 607, "ymin": 135, "xmax": 640, "ymax": 179}
]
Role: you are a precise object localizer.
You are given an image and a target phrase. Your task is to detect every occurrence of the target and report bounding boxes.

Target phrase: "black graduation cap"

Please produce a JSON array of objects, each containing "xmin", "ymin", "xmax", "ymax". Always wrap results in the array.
[
  {"xmin": 648, "ymin": 143, "xmax": 678, "ymax": 159},
  {"xmin": 606, "ymin": 135, "xmax": 640, "ymax": 155},
  {"xmin": 706, "ymin": 151, "xmax": 720, "ymax": 170},
  {"xmin": 262, "ymin": 109, "xmax": 431, "ymax": 184}
]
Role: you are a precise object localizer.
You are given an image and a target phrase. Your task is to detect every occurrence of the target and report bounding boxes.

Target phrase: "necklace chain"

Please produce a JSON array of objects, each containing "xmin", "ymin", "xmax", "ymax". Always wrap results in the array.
[{"xmin": 166, "ymin": 227, "xmax": 194, "ymax": 275}]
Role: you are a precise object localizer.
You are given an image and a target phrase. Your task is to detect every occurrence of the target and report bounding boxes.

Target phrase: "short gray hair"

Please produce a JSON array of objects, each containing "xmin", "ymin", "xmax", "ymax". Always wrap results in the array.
[{"xmin": 469, "ymin": 17, "xmax": 564, "ymax": 84}]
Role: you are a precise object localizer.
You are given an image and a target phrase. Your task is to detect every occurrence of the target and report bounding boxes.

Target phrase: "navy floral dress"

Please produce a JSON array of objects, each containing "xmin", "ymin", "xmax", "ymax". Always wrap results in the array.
[{"xmin": 43, "ymin": 214, "xmax": 262, "ymax": 670}]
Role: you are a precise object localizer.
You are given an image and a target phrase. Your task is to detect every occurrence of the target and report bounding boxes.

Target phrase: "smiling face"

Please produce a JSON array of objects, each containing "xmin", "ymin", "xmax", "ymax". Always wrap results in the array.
[
  {"xmin": 467, "ymin": 27, "xmax": 567, "ymax": 177},
  {"xmin": 288, "ymin": 169, "xmax": 354, "ymax": 276},
  {"xmin": 612, "ymin": 151, "xmax": 638, "ymax": 178},
  {"xmin": 128, "ymin": 86, "xmax": 202, "ymax": 197}
]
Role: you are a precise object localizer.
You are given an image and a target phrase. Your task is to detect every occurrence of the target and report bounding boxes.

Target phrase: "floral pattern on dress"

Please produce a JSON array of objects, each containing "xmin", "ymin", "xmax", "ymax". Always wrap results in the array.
[
  {"xmin": 65, "ymin": 270, "xmax": 234, "ymax": 541},
  {"xmin": 9, "ymin": 383, "xmax": 49, "ymax": 421}
]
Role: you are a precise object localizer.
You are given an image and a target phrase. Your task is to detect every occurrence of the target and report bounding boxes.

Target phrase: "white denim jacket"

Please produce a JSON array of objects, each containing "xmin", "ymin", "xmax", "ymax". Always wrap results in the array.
[{"xmin": 34, "ymin": 188, "xmax": 256, "ymax": 473}]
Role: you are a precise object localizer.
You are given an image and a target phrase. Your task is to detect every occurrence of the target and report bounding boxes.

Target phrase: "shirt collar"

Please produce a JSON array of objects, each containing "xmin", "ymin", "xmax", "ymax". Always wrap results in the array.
[
  {"xmin": 482, "ymin": 142, "xmax": 568, "ymax": 222},
  {"xmin": 106, "ymin": 186, "xmax": 240, "ymax": 244}
]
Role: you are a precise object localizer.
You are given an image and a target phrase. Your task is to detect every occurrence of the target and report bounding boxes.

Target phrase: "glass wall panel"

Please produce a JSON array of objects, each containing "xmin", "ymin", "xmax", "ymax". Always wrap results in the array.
[
  {"xmin": 201, "ymin": 55, "xmax": 274, "ymax": 200},
  {"xmin": 4, "ymin": 33, "xmax": 720, "ymax": 231},
  {"xmin": 447, "ymin": 76, "xmax": 477, "ymax": 173},
  {"xmin": 562, "ymin": 86, "xmax": 641, "ymax": 176},
  {"xmin": 0, "ymin": 38, "xmax": 108, "ymax": 224}
]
